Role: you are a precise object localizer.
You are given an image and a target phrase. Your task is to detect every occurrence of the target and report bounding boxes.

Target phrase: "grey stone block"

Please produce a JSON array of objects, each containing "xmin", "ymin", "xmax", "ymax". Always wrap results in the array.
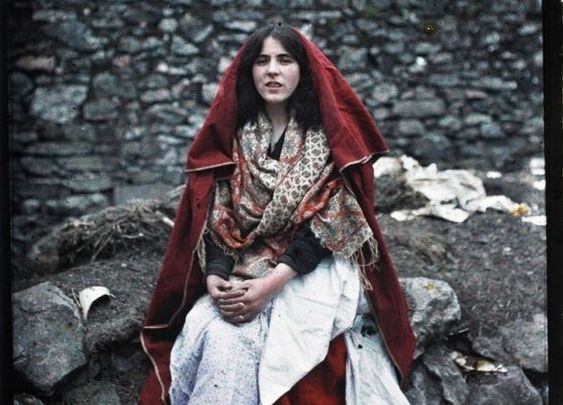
[{"xmin": 13, "ymin": 282, "xmax": 87, "ymax": 395}]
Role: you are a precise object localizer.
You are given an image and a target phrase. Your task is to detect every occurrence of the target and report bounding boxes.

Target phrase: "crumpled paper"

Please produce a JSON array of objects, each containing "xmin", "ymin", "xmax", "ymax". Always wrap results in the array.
[{"xmin": 375, "ymin": 156, "xmax": 525, "ymax": 223}]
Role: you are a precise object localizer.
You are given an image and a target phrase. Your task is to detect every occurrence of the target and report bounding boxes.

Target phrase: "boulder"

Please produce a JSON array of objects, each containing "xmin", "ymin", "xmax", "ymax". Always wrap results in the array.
[
  {"xmin": 466, "ymin": 365, "xmax": 542, "ymax": 405},
  {"xmin": 500, "ymin": 313, "xmax": 547, "ymax": 373},
  {"xmin": 13, "ymin": 282, "xmax": 87, "ymax": 395},
  {"xmin": 62, "ymin": 382, "xmax": 121, "ymax": 405},
  {"xmin": 404, "ymin": 361, "xmax": 442, "ymax": 405},
  {"xmin": 422, "ymin": 345, "xmax": 469, "ymax": 404},
  {"xmin": 13, "ymin": 393, "xmax": 45, "ymax": 405},
  {"xmin": 401, "ymin": 277, "xmax": 462, "ymax": 358},
  {"xmin": 47, "ymin": 256, "xmax": 162, "ymax": 353}
]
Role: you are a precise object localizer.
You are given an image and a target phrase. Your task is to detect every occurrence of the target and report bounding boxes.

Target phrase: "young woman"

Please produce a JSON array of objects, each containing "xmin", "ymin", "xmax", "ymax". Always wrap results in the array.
[{"xmin": 140, "ymin": 24, "xmax": 415, "ymax": 405}]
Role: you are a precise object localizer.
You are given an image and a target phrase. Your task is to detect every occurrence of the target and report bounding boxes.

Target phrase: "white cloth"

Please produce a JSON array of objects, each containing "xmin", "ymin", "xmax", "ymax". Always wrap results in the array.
[
  {"xmin": 169, "ymin": 257, "xmax": 409, "ymax": 405},
  {"xmin": 258, "ymin": 256, "xmax": 360, "ymax": 404},
  {"xmin": 344, "ymin": 295, "xmax": 411, "ymax": 405}
]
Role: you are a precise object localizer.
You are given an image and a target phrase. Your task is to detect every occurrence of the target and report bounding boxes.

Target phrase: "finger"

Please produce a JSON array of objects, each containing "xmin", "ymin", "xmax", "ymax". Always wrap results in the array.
[
  {"xmin": 236, "ymin": 280, "xmax": 253, "ymax": 289},
  {"xmin": 217, "ymin": 281, "xmax": 233, "ymax": 290},
  {"xmin": 208, "ymin": 287, "xmax": 222, "ymax": 300},
  {"xmin": 217, "ymin": 289, "xmax": 246, "ymax": 300},
  {"xmin": 220, "ymin": 309, "xmax": 245, "ymax": 321},
  {"xmin": 218, "ymin": 302, "xmax": 246, "ymax": 312}
]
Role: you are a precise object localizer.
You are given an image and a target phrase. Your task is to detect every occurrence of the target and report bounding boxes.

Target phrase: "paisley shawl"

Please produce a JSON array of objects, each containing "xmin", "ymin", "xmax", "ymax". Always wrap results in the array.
[{"xmin": 206, "ymin": 112, "xmax": 375, "ymax": 279}]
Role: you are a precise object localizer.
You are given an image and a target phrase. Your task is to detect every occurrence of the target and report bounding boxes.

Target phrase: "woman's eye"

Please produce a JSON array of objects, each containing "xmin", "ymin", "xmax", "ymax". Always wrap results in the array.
[
  {"xmin": 255, "ymin": 58, "xmax": 268, "ymax": 65},
  {"xmin": 280, "ymin": 57, "xmax": 294, "ymax": 64}
]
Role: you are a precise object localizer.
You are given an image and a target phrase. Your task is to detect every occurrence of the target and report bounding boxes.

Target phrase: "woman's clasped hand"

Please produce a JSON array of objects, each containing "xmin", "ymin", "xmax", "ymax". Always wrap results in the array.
[{"xmin": 206, "ymin": 263, "xmax": 296, "ymax": 324}]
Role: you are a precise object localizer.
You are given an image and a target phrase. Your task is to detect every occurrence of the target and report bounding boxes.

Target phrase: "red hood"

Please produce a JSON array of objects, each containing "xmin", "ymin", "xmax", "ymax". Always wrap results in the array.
[{"xmin": 186, "ymin": 27, "xmax": 389, "ymax": 173}]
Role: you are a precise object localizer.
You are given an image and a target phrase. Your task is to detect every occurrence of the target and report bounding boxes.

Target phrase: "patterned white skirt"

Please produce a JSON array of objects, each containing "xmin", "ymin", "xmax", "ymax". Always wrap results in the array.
[{"xmin": 169, "ymin": 295, "xmax": 272, "ymax": 405}]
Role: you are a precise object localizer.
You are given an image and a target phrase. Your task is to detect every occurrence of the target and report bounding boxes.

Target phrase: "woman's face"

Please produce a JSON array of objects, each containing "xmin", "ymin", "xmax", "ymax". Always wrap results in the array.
[{"xmin": 252, "ymin": 36, "xmax": 301, "ymax": 109}]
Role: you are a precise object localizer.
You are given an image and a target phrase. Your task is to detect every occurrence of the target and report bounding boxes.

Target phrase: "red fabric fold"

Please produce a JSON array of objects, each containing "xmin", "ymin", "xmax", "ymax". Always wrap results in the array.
[{"xmin": 140, "ymin": 26, "xmax": 415, "ymax": 404}]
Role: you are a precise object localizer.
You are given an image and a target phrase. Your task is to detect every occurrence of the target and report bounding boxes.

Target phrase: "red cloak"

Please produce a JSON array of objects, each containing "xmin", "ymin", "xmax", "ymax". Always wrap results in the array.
[{"xmin": 140, "ymin": 27, "xmax": 415, "ymax": 404}]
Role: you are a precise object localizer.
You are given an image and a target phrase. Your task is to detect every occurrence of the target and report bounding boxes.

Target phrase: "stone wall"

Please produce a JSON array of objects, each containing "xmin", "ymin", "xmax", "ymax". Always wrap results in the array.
[{"xmin": 9, "ymin": 0, "xmax": 543, "ymax": 258}]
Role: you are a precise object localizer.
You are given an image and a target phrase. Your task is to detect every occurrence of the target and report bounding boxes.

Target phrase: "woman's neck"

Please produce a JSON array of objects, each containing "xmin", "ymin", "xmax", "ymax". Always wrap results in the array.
[{"xmin": 265, "ymin": 104, "xmax": 289, "ymax": 146}]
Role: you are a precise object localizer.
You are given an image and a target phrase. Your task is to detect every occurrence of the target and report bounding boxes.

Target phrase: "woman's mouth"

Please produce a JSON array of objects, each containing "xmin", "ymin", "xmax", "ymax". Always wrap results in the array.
[{"xmin": 265, "ymin": 82, "xmax": 282, "ymax": 88}]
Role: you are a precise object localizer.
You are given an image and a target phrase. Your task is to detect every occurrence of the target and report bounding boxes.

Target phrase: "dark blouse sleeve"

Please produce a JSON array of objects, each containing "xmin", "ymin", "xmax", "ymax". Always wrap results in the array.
[
  {"xmin": 205, "ymin": 235, "xmax": 235, "ymax": 280},
  {"xmin": 278, "ymin": 223, "xmax": 331, "ymax": 274}
]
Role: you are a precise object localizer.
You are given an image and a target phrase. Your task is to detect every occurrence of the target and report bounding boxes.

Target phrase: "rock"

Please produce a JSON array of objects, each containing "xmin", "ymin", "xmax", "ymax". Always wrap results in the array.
[
  {"xmin": 62, "ymin": 173, "xmax": 113, "ymax": 193},
  {"xmin": 45, "ymin": 194, "xmax": 109, "ymax": 216},
  {"xmin": 93, "ymin": 73, "xmax": 137, "ymax": 99},
  {"xmin": 392, "ymin": 99, "xmax": 447, "ymax": 118},
  {"xmin": 370, "ymin": 83, "xmax": 398, "ymax": 104},
  {"xmin": 20, "ymin": 157, "xmax": 59, "ymax": 176},
  {"xmin": 83, "ymin": 99, "xmax": 120, "ymax": 121},
  {"xmin": 174, "ymin": 125, "xmax": 197, "ymax": 139},
  {"xmin": 139, "ymin": 74, "xmax": 168, "ymax": 89},
  {"xmin": 422, "ymin": 345, "xmax": 469, "ymax": 404},
  {"xmin": 21, "ymin": 199, "xmax": 41, "ymax": 214},
  {"xmin": 24, "ymin": 141, "xmax": 91, "ymax": 157},
  {"xmin": 500, "ymin": 313, "xmax": 547, "ymax": 373},
  {"xmin": 518, "ymin": 23, "xmax": 540, "ymax": 35},
  {"xmin": 345, "ymin": 73, "xmax": 375, "ymax": 94},
  {"xmin": 480, "ymin": 122, "xmax": 503, "ymax": 139},
  {"xmin": 140, "ymin": 89, "xmax": 172, "ymax": 104},
  {"xmin": 466, "ymin": 365, "xmax": 542, "ymax": 405},
  {"xmin": 414, "ymin": 42, "xmax": 442, "ymax": 55},
  {"xmin": 112, "ymin": 54, "xmax": 131, "ymax": 70},
  {"xmin": 474, "ymin": 77, "xmax": 518, "ymax": 91},
  {"xmin": 201, "ymin": 83, "xmax": 218, "ymax": 105},
  {"xmin": 15, "ymin": 55, "xmax": 56, "ymax": 72},
  {"xmin": 110, "ymin": 344, "xmax": 148, "ymax": 374},
  {"xmin": 43, "ymin": 20, "xmax": 102, "ymax": 52},
  {"xmin": 470, "ymin": 326, "xmax": 511, "ymax": 364},
  {"xmin": 62, "ymin": 382, "xmax": 121, "ymax": 405},
  {"xmin": 118, "ymin": 36, "xmax": 142, "ymax": 53},
  {"xmin": 427, "ymin": 74, "xmax": 460, "ymax": 87},
  {"xmin": 13, "ymin": 282, "xmax": 87, "ymax": 395},
  {"xmin": 49, "ymin": 254, "xmax": 163, "ymax": 353},
  {"xmin": 145, "ymin": 104, "xmax": 187, "ymax": 124},
  {"xmin": 337, "ymin": 46, "xmax": 368, "ymax": 71},
  {"xmin": 438, "ymin": 116, "xmax": 462, "ymax": 131},
  {"xmin": 401, "ymin": 277, "xmax": 461, "ymax": 358},
  {"xmin": 398, "ymin": 119, "xmax": 425, "ymax": 136},
  {"xmin": 32, "ymin": 9, "xmax": 77, "ymax": 23},
  {"xmin": 158, "ymin": 18, "xmax": 178, "ymax": 33},
  {"xmin": 225, "ymin": 20, "xmax": 257, "ymax": 32},
  {"xmin": 171, "ymin": 35, "xmax": 199, "ymax": 56},
  {"xmin": 404, "ymin": 361, "xmax": 442, "ymax": 405},
  {"xmin": 191, "ymin": 24, "xmax": 214, "ymax": 43},
  {"xmin": 13, "ymin": 393, "xmax": 45, "ymax": 405},
  {"xmin": 464, "ymin": 113, "xmax": 493, "ymax": 126},
  {"xmin": 58, "ymin": 124, "xmax": 96, "ymax": 142},
  {"xmin": 30, "ymin": 85, "xmax": 88, "ymax": 124},
  {"xmin": 57, "ymin": 156, "xmax": 106, "ymax": 172},
  {"xmin": 430, "ymin": 52, "xmax": 454, "ymax": 64},
  {"xmin": 408, "ymin": 134, "xmax": 453, "ymax": 164},
  {"xmin": 92, "ymin": 16, "xmax": 125, "ymax": 29}
]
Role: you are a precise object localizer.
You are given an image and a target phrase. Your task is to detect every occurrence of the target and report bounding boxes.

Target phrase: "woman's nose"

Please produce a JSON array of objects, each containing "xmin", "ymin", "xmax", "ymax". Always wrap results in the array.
[{"xmin": 266, "ymin": 61, "xmax": 280, "ymax": 75}]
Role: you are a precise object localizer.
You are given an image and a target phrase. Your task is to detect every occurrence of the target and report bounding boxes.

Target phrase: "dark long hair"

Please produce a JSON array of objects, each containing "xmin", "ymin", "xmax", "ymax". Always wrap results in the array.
[{"xmin": 236, "ymin": 24, "xmax": 322, "ymax": 131}]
